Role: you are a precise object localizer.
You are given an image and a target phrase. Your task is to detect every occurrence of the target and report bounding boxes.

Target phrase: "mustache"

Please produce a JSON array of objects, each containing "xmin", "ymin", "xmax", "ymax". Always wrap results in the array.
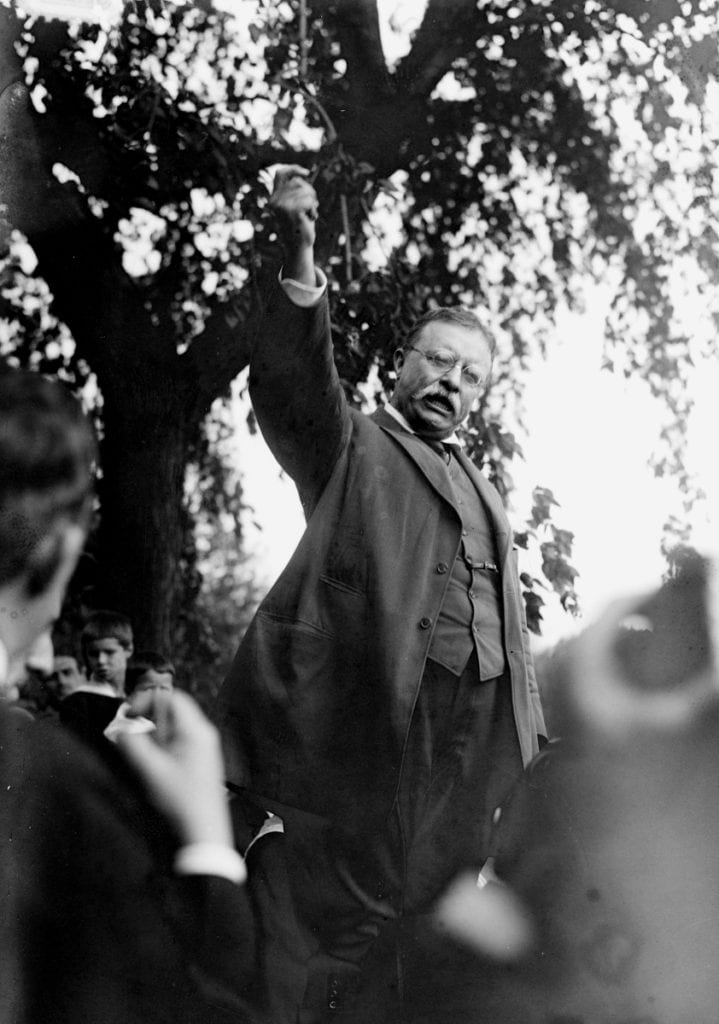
[{"xmin": 418, "ymin": 388, "xmax": 457, "ymax": 412}]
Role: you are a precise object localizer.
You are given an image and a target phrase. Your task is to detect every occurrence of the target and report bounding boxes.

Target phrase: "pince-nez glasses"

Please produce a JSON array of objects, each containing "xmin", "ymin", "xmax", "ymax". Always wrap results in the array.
[{"xmin": 405, "ymin": 346, "xmax": 485, "ymax": 389}]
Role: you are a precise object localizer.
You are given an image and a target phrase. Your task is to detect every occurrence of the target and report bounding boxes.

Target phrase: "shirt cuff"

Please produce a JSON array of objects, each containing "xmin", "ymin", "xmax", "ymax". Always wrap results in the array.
[
  {"xmin": 174, "ymin": 843, "xmax": 247, "ymax": 885},
  {"xmin": 279, "ymin": 267, "xmax": 327, "ymax": 307}
]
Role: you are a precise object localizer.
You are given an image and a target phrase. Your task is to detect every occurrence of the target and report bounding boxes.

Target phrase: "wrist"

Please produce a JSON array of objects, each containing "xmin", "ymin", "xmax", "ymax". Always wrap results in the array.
[
  {"xmin": 173, "ymin": 789, "xmax": 234, "ymax": 849},
  {"xmin": 284, "ymin": 246, "xmax": 316, "ymax": 288}
]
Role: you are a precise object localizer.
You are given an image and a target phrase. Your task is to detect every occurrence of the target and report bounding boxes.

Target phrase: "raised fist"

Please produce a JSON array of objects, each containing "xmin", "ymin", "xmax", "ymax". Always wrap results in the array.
[{"xmin": 267, "ymin": 164, "xmax": 318, "ymax": 255}]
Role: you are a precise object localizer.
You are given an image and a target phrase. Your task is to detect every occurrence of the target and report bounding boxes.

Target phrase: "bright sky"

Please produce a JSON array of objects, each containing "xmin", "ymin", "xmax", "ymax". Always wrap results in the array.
[{"xmin": 510, "ymin": 298, "xmax": 719, "ymax": 648}]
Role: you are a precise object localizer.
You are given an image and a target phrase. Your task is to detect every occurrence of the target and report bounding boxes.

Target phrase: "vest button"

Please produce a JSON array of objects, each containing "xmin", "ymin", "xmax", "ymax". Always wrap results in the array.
[
  {"xmin": 436, "ymin": 562, "xmax": 448, "ymax": 574},
  {"xmin": 419, "ymin": 617, "xmax": 432, "ymax": 629}
]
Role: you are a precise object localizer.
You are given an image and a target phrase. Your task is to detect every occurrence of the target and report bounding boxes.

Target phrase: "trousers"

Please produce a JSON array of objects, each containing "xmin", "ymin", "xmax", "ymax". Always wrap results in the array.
[{"xmin": 272, "ymin": 655, "xmax": 524, "ymax": 1023}]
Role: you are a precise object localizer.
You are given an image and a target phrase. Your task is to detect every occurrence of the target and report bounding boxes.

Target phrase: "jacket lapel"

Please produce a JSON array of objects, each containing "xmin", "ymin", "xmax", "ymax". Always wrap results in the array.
[
  {"xmin": 372, "ymin": 408, "xmax": 512, "ymax": 563},
  {"xmin": 372, "ymin": 407, "xmax": 459, "ymax": 515}
]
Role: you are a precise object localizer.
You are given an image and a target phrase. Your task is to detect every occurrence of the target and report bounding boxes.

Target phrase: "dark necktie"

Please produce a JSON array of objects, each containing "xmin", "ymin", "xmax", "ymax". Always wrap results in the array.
[{"xmin": 424, "ymin": 438, "xmax": 453, "ymax": 464}]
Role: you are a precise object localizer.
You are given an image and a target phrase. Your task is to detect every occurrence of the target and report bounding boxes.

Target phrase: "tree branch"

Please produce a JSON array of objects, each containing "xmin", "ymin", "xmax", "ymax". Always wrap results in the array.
[
  {"xmin": 312, "ymin": 0, "xmax": 395, "ymax": 101},
  {"xmin": 397, "ymin": 0, "xmax": 483, "ymax": 97},
  {"xmin": 180, "ymin": 279, "xmax": 269, "ymax": 423}
]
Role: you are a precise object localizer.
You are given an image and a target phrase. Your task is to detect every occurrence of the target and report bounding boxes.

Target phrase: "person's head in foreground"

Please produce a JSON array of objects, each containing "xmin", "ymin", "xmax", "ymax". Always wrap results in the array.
[{"xmin": 0, "ymin": 367, "xmax": 95, "ymax": 693}]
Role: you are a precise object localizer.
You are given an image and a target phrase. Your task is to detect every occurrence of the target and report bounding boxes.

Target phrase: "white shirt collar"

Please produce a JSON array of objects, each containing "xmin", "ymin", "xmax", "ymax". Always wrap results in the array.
[
  {"xmin": 383, "ymin": 402, "xmax": 462, "ymax": 446},
  {"xmin": 69, "ymin": 681, "xmax": 119, "ymax": 698}
]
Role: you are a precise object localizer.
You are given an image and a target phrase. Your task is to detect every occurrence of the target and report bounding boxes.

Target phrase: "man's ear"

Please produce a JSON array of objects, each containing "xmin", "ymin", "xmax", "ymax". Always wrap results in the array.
[
  {"xmin": 126, "ymin": 643, "xmax": 134, "ymax": 659},
  {"xmin": 393, "ymin": 348, "xmax": 405, "ymax": 376}
]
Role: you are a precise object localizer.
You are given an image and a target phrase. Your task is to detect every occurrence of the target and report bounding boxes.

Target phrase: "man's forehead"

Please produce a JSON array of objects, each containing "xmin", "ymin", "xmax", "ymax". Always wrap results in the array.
[
  {"xmin": 139, "ymin": 670, "xmax": 173, "ymax": 686},
  {"xmin": 88, "ymin": 637, "xmax": 124, "ymax": 650}
]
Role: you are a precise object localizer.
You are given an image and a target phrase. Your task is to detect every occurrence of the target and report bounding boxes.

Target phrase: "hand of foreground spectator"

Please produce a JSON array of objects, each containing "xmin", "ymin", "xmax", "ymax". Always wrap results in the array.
[
  {"xmin": 434, "ymin": 870, "xmax": 533, "ymax": 961},
  {"xmin": 116, "ymin": 690, "xmax": 234, "ymax": 849},
  {"xmin": 565, "ymin": 583, "xmax": 716, "ymax": 739},
  {"xmin": 267, "ymin": 164, "xmax": 317, "ymax": 285}
]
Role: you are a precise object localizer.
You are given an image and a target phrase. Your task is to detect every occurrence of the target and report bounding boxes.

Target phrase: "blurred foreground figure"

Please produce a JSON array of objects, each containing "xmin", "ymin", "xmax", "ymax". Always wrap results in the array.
[
  {"xmin": 433, "ymin": 557, "xmax": 719, "ymax": 1024},
  {"xmin": 0, "ymin": 369, "xmax": 255, "ymax": 1024}
]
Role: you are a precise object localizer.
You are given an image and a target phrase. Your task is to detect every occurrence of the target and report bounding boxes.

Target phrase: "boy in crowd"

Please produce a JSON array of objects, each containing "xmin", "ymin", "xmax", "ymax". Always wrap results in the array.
[
  {"xmin": 126, "ymin": 650, "xmax": 175, "ymax": 696},
  {"xmin": 104, "ymin": 652, "xmax": 176, "ymax": 743},
  {"xmin": 81, "ymin": 609, "xmax": 134, "ymax": 696},
  {"xmin": 61, "ymin": 611, "xmax": 135, "ymax": 751},
  {"xmin": 0, "ymin": 368, "xmax": 256, "ymax": 1024}
]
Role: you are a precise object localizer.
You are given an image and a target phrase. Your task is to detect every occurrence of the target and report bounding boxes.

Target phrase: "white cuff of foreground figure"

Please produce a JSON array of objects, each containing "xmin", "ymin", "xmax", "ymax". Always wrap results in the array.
[
  {"xmin": 279, "ymin": 266, "xmax": 328, "ymax": 306},
  {"xmin": 174, "ymin": 843, "xmax": 247, "ymax": 885}
]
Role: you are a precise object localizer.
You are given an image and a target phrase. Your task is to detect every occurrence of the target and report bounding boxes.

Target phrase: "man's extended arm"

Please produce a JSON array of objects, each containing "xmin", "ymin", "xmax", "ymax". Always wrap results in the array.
[{"xmin": 249, "ymin": 167, "xmax": 350, "ymax": 516}]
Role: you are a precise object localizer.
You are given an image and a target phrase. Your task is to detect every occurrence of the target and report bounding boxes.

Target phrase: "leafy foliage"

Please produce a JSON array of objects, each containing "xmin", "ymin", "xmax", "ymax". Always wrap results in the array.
[{"xmin": 0, "ymin": 0, "xmax": 717, "ymax": 651}]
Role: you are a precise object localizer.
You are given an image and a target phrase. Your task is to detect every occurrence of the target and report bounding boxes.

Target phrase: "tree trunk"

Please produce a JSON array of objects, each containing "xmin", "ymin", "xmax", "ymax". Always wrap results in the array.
[{"xmin": 95, "ymin": 378, "xmax": 192, "ymax": 654}]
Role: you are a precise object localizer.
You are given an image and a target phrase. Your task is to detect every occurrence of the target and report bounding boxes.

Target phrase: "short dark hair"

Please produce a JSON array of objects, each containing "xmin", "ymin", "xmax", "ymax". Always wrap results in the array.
[
  {"xmin": 405, "ymin": 307, "xmax": 495, "ymax": 358},
  {"xmin": 0, "ymin": 368, "xmax": 96, "ymax": 596},
  {"xmin": 125, "ymin": 651, "xmax": 175, "ymax": 696},
  {"xmin": 81, "ymin": 610, "xmax": 134, "ymax": 653}
]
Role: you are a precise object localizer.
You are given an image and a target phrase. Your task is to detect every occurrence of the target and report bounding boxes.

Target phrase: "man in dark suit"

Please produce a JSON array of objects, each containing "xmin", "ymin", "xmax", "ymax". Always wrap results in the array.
[
  {"xmin": 0, "ymin": 369, "xmax": 256, "ymax": 1024},
  {"xmin": 218, "ymin": 167, "xmax": 546, "ymax": 1021}
]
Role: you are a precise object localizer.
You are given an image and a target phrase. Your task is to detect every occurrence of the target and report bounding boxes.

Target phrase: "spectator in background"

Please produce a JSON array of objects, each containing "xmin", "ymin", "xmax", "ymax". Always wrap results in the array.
[
  {"xmin": 81, "ymin": 609, "xmax": 134, "ymax": 696},
  {"xmin": 51, "ymin": 651, "xmax": 86, "ymax": 698},
  {"xmin": 0, "ymin": 367, "xmax": 256, "ymax": 1024},
  {"xmin": 58, "ymin": 669, "xmax": 122, "ymax": 753},
  {"xmin": 17, "ymin": 648, "xmax": 87, "ymax": 718},
  {"xmin": 15, "ymin": 635, "xmax": 63, "ymax": 718},
  {"xmin": 105, "ymin": 652, "xmax": 176, "ymax": 744},
  {"xmin": 60, "ymin": 610, "xmax": 136, "ymax": 751},
  {"xmin": 126, "ymin": 651, "xmax": 175, "ymax": 696}
]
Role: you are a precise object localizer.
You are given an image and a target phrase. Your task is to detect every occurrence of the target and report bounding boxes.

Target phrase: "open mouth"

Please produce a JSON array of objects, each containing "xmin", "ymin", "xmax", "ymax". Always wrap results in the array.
[{"xmin": 423, "ymin": 393, "xmax": 455, "ymax": 416}]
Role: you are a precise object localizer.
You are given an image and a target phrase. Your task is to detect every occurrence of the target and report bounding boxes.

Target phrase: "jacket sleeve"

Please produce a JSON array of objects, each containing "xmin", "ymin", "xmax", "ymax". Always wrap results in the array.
[
  {"xmin": 1, "ymin": 714, "xmax": 259, "ymax": 1024},
  {"xmin": 249, "ymin": 277, "xmax": 351, "ymax": 518},
  {"xmin": 168, "ymin": 875, "xmax": 258, "ymax": 1022}
]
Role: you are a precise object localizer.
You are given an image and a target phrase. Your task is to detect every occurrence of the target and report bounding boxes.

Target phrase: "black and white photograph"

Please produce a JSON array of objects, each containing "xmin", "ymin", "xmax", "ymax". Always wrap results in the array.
[{"xmin": 0, "ymin": 1, "xmax": 718, "ymax": 1021}]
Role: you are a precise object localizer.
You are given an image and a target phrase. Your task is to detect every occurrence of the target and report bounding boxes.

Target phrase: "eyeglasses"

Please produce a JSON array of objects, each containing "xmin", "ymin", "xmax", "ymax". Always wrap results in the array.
[{"xmin": 405, "ymin": 346, "xmax": 485, "ymax": 389}]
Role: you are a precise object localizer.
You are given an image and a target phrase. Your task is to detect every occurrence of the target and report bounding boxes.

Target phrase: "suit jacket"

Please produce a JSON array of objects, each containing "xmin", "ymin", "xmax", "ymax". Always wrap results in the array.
[
  {"xmin": 59, "ymin": 689, "xmax": 123, "ymax": 754},
  {"xmin": 0, "ymin": 705, "xmax": 256, "ymax": 1024},
  {"xmin": 218, "ymin": 282, "xmax": 545, "ymax": 832}
]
